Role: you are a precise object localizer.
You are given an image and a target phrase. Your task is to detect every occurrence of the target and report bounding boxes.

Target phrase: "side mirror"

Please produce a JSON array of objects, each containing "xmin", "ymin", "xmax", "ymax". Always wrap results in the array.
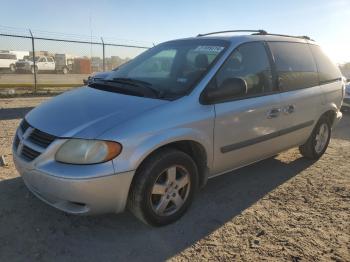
[{"xmin": 201, "ymin": 78, "xmax": 248, "ymax": 104}]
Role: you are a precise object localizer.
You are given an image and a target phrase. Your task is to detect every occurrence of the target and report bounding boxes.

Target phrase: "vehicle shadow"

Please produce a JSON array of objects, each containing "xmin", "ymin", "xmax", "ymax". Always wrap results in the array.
[
  {"xmin": 0, "ymin": 155, "xmax": 314, "ymax": 261},
  {"xmin": 0, "ymin": 107, "xmax": 34, "ymax": 120}
]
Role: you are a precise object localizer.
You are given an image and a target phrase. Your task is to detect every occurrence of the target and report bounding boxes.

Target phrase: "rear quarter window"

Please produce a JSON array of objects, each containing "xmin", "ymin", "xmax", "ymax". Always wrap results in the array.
[
  {"xmin": 309, "ymin": 45, "xmax": 342, "ymax": 84},
  {"xmin": 269, "ymin": 42, "xmax": 318, "ymax": 91}
]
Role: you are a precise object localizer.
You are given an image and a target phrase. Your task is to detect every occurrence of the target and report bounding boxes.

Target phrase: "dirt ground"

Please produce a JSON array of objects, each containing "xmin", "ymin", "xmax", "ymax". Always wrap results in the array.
[{"xmin": 0, "ymin": 97, "xmax": 349, "ymax": 262}]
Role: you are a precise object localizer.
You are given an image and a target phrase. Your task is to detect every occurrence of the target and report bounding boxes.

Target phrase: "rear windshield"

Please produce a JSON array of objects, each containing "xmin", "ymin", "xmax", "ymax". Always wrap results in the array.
[{"xmin": 107, "ymin": 39, "xmax": 229, "ymax": 97}]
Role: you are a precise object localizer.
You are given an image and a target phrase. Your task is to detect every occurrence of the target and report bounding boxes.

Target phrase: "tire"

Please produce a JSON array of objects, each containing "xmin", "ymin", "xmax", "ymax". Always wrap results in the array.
[
  {"xmin": 9, "ymin": 64, "xmax": 15, "ymax": 73},
  {"xmin": 299, "ymin": 116, "xmax": 331, "ymax": 160},
  {"xmin": 128, "ymin": 148, "xmax": 198, "ymax": 226},
  {"xmin": 62, "ymin": 67, "xmax": 68, "ymax": 74}
]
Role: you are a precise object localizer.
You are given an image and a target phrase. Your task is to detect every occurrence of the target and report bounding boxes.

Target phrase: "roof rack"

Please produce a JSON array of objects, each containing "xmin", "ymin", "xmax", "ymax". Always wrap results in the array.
[
  {"xmin": 197, "ymin": 30, "xmax": 267, "ymax": 37},
  {"xmin": 252, "ymin": 32, "xmax": 313, "ymax": 41},
  {"xmin": 197, "ymin": 30, "xmax": 314, "ymax": 41}
]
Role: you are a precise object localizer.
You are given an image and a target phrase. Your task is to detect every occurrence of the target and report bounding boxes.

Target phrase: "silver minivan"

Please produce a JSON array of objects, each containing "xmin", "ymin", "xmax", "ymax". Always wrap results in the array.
[{"xmin": 13, "ymin": 30, "xmax": 345, "ymax": 226}]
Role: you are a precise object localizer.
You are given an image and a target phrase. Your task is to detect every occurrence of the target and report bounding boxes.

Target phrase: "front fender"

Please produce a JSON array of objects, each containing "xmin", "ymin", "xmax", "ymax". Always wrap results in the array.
[{"xmin": 112, "ymin": 127, "xmax": 213, "ymax": 173}]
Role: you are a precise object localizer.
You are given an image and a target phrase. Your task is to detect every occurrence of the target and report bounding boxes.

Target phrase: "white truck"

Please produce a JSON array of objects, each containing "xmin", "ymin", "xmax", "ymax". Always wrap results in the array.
[
  {"xmin": 16, "ymin": 54, "xmax": 74, "ymax": 74},
  {"xmin": 15, "ymin": 56, "xmax": 55, "ymax": 74}
]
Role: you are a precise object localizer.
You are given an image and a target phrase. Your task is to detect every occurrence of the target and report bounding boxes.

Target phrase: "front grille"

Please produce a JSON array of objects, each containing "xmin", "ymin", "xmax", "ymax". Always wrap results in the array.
[
  {"xmin": 20, "ymin": 119, "xmax": 30, "ymax": 133},
  {"xmin": 28, "ymin": 129, "xmax": 56, "ymax": 148},
  {"xmin": 21, "ymin": 145, "xmax": 41, "ymax": 161},
  {"xmin": 15, "ymin": 119, "xmax": 57, "ymax": 162}
]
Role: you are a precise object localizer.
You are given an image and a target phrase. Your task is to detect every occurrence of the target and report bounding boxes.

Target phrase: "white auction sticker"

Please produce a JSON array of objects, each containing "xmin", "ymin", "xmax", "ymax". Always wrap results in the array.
[{"xmin": 194, "ymin": 46, "xmax": 224, "ymax": 53}]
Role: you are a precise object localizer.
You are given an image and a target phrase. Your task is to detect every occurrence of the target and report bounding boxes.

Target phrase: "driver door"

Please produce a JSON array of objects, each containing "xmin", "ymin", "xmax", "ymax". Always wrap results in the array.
[{"xmin": 210, "ymin": 42, "xmax": 285, "ymax": 175}]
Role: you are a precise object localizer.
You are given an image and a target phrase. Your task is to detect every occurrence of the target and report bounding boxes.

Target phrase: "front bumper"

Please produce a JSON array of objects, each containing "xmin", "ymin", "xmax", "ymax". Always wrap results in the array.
[{"xmin": 13, "ymin": 152, "xmax": 135, "ymax": 215}]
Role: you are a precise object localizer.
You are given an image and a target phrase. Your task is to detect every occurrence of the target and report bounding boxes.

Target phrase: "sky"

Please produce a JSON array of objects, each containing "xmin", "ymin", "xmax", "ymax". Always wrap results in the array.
[{"xmin": 1, "ymin": 0, "xmax": 350, "ymax": 62}]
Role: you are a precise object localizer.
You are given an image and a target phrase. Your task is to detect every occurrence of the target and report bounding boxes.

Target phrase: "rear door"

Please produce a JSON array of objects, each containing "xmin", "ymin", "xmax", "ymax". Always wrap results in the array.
[
  {"xmin": 210, "ymin": 41, "xmax": 286, "ymax": 175},
  {"xmin": 267, "ymin": 41, "xmax": 322, "ymax": 148}
]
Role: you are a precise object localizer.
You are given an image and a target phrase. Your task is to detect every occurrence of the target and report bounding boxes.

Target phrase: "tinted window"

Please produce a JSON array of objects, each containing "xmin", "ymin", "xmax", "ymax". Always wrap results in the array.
[
  {"xmin": 215, "ymin": 42, "xmax": 273, "ymax": 98},
  {"xmin": 269, "ymin": 42, "xmax": 318, "ymax": 91},
  {"xmin": 47, "ymin": 57, "xmax": 54, "ymax": 62},
  {"xmin": 310, "ymin": 45, "xmax": 342, "ymax": 83}
]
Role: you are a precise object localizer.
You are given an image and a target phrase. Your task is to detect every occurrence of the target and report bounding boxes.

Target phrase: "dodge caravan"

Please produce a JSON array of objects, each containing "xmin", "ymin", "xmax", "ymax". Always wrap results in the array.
[{"xmin": 13, "ymin": 30, "xmax": 344, "ymax": 226}]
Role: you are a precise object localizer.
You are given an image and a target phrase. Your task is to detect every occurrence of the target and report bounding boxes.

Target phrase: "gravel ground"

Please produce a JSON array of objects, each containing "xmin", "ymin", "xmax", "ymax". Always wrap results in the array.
[{"xmin": 0, "ymin": 97, "xmax": 349, "ymax": 261}]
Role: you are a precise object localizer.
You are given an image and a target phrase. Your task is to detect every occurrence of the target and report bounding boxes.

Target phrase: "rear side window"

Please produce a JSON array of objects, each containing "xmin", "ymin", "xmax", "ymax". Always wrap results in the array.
[
  {"xmin": 269, "ymin": 42, "xmax": 318, "ymax": 91},
  {"xmin": 310, "ymin": 45, "xmax": 341, "ymax": 84}
]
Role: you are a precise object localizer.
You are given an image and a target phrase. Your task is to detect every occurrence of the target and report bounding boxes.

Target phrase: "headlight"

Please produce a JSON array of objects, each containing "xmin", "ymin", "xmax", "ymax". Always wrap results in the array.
[{"xmin": 55, "ymin": 139, "xmax": 122, "ymax": 164}]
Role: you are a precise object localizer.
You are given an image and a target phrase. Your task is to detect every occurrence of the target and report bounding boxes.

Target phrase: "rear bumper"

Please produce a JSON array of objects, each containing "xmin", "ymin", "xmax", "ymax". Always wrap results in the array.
[{"xmin": 13, "ymin": 153, "xmax": 135, "ymax": 215}]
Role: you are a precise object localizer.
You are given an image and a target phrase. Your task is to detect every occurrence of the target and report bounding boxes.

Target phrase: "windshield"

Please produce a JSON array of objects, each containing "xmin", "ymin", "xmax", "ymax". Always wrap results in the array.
[
  {"xmin": 104, "ymin": 39, "xmax": 228, "ymax": 99},
  {"xmin": 23, "ymin": 56, "xmax": 39, "ymax": 61}
]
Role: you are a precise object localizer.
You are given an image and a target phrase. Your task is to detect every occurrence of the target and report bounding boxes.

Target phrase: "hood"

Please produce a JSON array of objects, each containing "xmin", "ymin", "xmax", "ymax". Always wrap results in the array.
[
  {"xmin": 26, "ymin": 86, "xmax": 168, "ymax": 138},
  {"xmin": 16, "ymin": 60, "xmax": 32, "ymax": 65},
  {"xmin": 92, "ymin": 71, "xmax": 111, "ymax": 79}
]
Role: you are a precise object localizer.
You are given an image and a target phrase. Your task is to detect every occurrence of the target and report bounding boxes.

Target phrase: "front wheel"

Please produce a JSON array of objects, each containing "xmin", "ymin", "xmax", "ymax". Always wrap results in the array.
[
  {"xmin": 299, "ymin": 116, "xmax": 331, "ymax": 160},
  {"xmin": 62, "ymin": 67, "xmax": 68, "ymax": 74},
  {"xmin": 128, "ymin": 148, "xmax": 198, "ymax": 226}
]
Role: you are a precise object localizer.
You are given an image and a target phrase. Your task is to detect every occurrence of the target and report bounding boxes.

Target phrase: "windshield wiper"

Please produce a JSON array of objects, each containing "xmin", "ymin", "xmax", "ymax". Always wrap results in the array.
[
  {"xmin": 110, "ymin": 77, "xmax": 163, "ymax": 98},
  {"xmin": 88, "ymin": 81, "xmax": 145, "ymax": 97}
]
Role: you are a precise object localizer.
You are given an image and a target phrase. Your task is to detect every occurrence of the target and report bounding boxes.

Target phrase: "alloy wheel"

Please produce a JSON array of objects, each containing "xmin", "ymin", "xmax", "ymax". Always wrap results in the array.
[
  {"xmin": 314, "ymin": 123, "xmax": 329, "ymax": 154},
  {"xmin": 150, "ymin": 165, "xmax": 190, "ymax": 216}
]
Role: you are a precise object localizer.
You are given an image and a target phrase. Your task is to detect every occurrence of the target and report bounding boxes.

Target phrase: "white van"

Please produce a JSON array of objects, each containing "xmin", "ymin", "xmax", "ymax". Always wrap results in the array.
[{"xmin": 0, "ymin": 53, "xmax": 17, "ymax": 72}]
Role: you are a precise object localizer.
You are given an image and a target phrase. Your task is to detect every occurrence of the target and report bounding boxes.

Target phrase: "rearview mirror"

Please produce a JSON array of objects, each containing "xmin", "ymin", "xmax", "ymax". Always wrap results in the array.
[{"xmin": 201, "ymin": 78, "xmax": 248, "ymax": 104}]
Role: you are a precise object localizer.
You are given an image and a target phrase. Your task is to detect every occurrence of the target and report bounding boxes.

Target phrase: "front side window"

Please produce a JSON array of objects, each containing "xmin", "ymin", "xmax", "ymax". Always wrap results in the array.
[
  {"xmin": 47, "ymin": 57, "xmax": 54, "ymax": 62},
  {"xmin": 214, "ymin": 41, "xmax": 273, "ymax": 98},
  {"xmin": 105, "ymin": 39, "xmax": 228, "ymax": 99},
  {"xmin": 269, "ymin": 42, "xmax": 318, "ymax": 91},
  {"xmin": 310, "ymin": 45, "xmax": 341, "ymax": 84}
]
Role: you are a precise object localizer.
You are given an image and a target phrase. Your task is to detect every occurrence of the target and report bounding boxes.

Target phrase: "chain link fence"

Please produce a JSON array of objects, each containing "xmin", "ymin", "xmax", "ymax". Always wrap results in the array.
[{"xmin": 0, "ymin": 28, "xmax": 150, "ymax": 96}]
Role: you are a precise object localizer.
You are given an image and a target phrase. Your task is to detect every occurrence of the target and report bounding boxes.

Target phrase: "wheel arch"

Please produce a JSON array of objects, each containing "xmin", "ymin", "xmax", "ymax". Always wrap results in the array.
[{"xmin": 133, "ymin": 139, "xmax": 210, "ymax": 189}]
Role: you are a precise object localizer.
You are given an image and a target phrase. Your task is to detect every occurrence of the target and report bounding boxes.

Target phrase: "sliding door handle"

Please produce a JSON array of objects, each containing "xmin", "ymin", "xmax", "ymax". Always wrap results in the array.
[
  {"xmin": 267, "ymin": 108, "xmax": 281, "ymax": 118},
  {"xmin": 283, "ymin": 104, "xmax": 295, "ymax": 114}
]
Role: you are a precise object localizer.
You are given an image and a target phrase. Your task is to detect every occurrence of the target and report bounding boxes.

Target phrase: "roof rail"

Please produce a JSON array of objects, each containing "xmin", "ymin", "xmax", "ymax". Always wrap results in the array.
[
  {"xmin": 197, "ymin": 30, "xmax": 314, "ymax": 41},
  {"xmin": 197, "ymin": 29, "xmax": 267, "ymax": 37},
  {"xmin": 252, "ymin": 32, "xmax": 314, "ymax": 41}
]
